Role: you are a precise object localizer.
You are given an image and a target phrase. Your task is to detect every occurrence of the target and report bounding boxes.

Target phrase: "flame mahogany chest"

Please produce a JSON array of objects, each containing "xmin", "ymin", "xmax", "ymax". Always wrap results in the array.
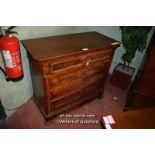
[{"xmin": 22, "ymin": 32, "xmax": 119, "ymax": 121}]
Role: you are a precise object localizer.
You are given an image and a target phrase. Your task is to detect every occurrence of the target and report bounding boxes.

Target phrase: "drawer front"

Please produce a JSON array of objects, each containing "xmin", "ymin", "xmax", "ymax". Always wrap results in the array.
[
  {"xmin": 42, "ymin": 56, "xmax": 83, "ymax": 75},
  {"xmin": 82, "ymin": 63, "xmax": 105, "ymax": 78},
  {"xmin": 50, "ymin": 81, "xmax": 104, "ymax": 111},
  {"xmin": 81, "ymin": 72, "xmax": 105, "ymax": 88},
  {"xmin": 81, "ymin": 83, "xmax": 103, "ymax": 99},
  {"xmin": 50, "ymin": 81, "xmax": 81, "ymax": 103},
  {"xmin": 42, "ymin": 49, "xmax": 113, "ymax": 75},
  {"xmin": 51, "ymin": 92, "xmax": 80, "ymax": 110},
  {"xmin": 48, "ymin": 63, "xmax": 105, "ymax": 91},
  {"xmin": 49, "ymin": 63, "xmax": 105, "ymax": 89},
  {"xmin": 49, "ymin": 70, "xmax": 82, "ymax": 88},
  {"xmin": 90, "ymin": 49, "xmax": 113, "ymax": 61},
  {"xmin": 49, "ymin": 57, "xmax": 82, "ymax": 75},
  {"xmin": 81, "ymin": 50, "xmax": 113, "ymax": 68}
]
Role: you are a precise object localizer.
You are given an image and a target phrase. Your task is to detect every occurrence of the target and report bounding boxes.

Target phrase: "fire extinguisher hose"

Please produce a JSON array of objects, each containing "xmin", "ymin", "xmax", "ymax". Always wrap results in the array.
[{"xmin": 0, "ymin": 66, "xmax": 9, "ymax": 81}]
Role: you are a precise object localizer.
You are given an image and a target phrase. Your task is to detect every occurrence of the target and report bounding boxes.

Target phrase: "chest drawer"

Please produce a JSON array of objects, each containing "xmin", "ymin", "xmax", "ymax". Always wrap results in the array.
[
  {"xmin": 89, "ymin": 49, "xmax": 112, "ymax": 61},
  {"xmin": 48, "ymin": 61, "xmax": 106, "ymax": 89},
  {"xmin": 51, "ymin": 57, "xmax": 82, "ymax": 72},
  {"xmin": 42, "ymin": 49, "xmax": 113, "ymax": 75},
  {"xmin": 42, "ymin": 56, "xmax": 82, "ymax": 76},
  {"xmin": 49, "ymin": 71, "xmax": 105, "ymax": 101},
  {"xmin": 49, "ymin": 70, "xmax": 82, "ymax": 87},
  {"xmin": 51, "ymin": 91, "xmax": 81, "ymax": 110},
  {"xmin": 81, "ymin": 50, "xmax": 112, "ymax": 69},
  {"xmin": 82, "ymin": 63, "xmax": 105, "ymax": 78},
  {"xmin": 49, "ymin": 73, "xmax": 105, "ymax": 110}
]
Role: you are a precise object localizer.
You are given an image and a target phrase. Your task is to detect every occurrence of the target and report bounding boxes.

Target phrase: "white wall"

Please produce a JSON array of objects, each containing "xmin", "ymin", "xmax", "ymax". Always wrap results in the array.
[
  {"xmin": 15, "ymin": 26, "xmax": 77, "ymax": 40},
  {"xmin": 0, "ymin": 26, "xmax": 154, "ymax": 117}
]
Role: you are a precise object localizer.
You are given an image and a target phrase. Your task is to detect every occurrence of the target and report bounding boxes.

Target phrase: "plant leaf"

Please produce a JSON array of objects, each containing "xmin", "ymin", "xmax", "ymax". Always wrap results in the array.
[{"xmin": 120, "ymin": 26, "xmax": 152, "ymax": 65}]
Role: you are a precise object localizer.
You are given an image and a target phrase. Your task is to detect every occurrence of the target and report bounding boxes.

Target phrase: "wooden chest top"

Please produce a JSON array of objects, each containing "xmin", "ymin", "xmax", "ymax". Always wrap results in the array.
[{"xmin": 22, "ymin": 31, "xmax": 119, "ymax": 61}]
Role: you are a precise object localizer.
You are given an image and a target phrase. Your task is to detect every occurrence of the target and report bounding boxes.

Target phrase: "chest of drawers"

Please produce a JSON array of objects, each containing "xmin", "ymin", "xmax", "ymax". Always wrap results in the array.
[{"xmin": 22, "ymin": 32, "xmax": 120, "ymax": 121}]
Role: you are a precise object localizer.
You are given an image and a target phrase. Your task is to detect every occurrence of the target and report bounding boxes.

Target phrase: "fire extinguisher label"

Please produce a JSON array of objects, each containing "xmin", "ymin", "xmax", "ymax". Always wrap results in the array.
[{"xmin": 2, "ymin": 50, "xmax": 13, "ymax": 68}]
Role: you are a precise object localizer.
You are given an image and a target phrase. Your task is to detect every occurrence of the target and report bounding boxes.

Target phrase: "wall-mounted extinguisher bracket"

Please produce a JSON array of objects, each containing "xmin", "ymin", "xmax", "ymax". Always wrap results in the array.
[{"xmin": 0, "ymin": 35, "xmax": 24, "ymax": 82}]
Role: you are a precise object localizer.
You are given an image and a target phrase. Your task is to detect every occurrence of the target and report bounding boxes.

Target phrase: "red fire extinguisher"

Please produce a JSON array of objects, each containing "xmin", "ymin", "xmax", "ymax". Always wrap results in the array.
[{"xmin": 0, "ymin": 28, "xmax": 24, "ymax": 81}]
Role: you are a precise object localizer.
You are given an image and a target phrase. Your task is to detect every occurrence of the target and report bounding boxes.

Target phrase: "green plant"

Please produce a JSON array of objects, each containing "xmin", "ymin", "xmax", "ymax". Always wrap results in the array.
[{"xmin": 120, "ymin": 26, "xmax": 152, "ymax": 67}]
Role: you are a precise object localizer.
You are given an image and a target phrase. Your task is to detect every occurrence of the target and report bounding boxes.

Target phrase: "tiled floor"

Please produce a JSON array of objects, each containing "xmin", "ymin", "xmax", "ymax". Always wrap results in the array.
[{"xmin": 0, "ymin": 77, "xmax": 128, "ymax": 129}]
